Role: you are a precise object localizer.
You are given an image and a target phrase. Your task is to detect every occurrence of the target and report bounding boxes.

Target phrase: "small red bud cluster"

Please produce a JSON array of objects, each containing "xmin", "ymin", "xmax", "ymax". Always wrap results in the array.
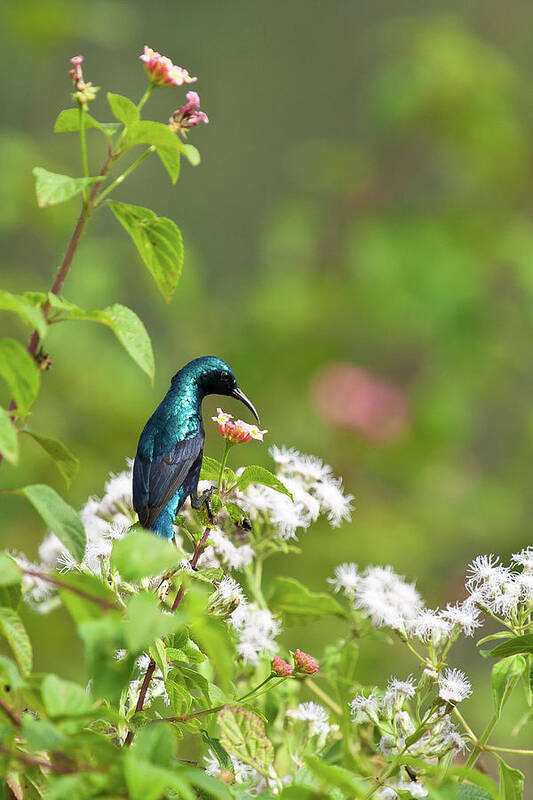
[
  {"xmin": 294, "ymin": 648, "xmax": 319, "ymax": 674},
  {"xmin": 271, "ymin": 656, "xmax": 294, "ymax": 677}
]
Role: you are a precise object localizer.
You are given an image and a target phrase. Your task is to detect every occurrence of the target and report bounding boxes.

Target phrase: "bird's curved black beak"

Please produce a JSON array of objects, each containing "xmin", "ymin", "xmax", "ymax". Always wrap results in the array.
[{"xmin": 232, "ymin": 386, "xmax": 260, "ymax": 424}]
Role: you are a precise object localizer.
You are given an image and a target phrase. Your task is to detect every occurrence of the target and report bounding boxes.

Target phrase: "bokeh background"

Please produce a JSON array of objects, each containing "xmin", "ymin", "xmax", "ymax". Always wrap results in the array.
[{"xmin": 1, "ymin": 0, "xmax": 533, "ymax": 782}]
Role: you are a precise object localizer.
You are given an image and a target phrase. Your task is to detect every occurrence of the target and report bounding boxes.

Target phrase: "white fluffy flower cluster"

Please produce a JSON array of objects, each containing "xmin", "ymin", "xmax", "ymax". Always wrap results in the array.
[
  {"xmin": 466, "ymin": 550, "xmax": 533, "ymax": 619},
  {"xmin": 237, "ymin": 446, "xmax": 354, "ymax": 540},
  {"xmin": 230, "ymin": 599, "xmax": 281, "ymax": 666},
  {"xmin": 286, "ymin": 701, "xmax": 338, "ymax": 739}
]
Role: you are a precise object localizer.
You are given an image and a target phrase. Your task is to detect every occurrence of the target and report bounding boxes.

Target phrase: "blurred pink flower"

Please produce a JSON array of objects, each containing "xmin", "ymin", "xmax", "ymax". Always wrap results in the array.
[
  {"xmin": 212, "ymin": 408, "xmax": 267, "ymax": 444},
  {"xmin": 169, "ymin": 91, "xmax": 209, "ymax": 134},
  {"xmin": 311, "ymin": 363, "xmax": 409, "ymax": 443},
  {"xmin": 140, "ymin": 46, "xmax": 197, "ymax": 87}
]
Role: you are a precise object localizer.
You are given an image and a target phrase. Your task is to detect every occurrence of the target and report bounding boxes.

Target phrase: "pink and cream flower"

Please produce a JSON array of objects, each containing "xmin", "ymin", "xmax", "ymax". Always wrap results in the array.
[
  {"xmin": 212, "ymin": 408, "xmax": 267, "ymax": 444},
  {"xmin": 140, "ymin": 46, "xmax": 197, "ymax": 87}
]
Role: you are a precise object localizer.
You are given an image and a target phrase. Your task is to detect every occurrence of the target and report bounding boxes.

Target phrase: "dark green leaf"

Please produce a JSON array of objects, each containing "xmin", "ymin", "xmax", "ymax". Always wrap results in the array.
[
  {"xmin": 108, "ymin": 201, "xmax": 184, "ymax": 302},
  {"xmin": 0, "ymin": 338, "xmax": 40, "ymax": 416},
  {"xmin": 498, "ymin": 759, "xmax": 524, "ymax": 800},
  {"xmin": 269, "ymin": 576, "xmax": 346, "ymax": 623},
  {"xmin": 127, "ymin": 120, "xmax": 182, "ymax": 183},
  {"xmin": 54, "ymin": 108, "xmax": 120, "ymax": 136},
  {"xmin": 0, "ymin": 607, "xmax": 32, "ymax": 675},
  {"xmin": 492, "ymin": 655, "xmax": 526, "ymax": 716},
  {"xmin": 107, "ymin": 92, "xmax": 140, "ymax": 127},
  {"xmin": 236, "ymin": 465, "xmax": 292, "ymax": 498},
  {"xmin": 0, "ymin": 409, "xmax": 18, "ymax": 465},
  {"xmin": 218, "ymin": 705, "xmax": 274, "ymax": 776},
  {"xmin": 0, "ymin": 290, "xmax": 47, "ymax": 338},
  {"xmin": 487, "ymin": 635, "xmax": 533, "ymax": 658},
  {"xmin": 0, "ymin": 553, "xmax": 22, "ymax": 587},
  {"xmin": 13, "ymin": 484, "xmax": 85, "ymax": 562},
  {"xmin": 22, "ymin": 428, "xmax": 79, "ymax": 488},
  {"xmin": 32, "ymin": 167, "xmax": 104, "ymax": 207},
  {"xmin": 111, "ymin": 530, "xmax": 185, "ymax": 581}
]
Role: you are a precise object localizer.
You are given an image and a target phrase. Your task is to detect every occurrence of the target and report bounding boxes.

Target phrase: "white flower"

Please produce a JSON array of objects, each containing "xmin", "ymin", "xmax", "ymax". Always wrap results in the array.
[
  {"xmin": 466, "ymin": 554, "xmax": 502, "ymax": 588},
  {"xmin": 512, "ymin": 546, "xmax": 533, "ymax": 572},
  {"xmin": 349, "ymin": 690, "xmax": 380, "ymax": 724},
  {"xmin": 312, "ymin": 477, "xmax": 353, "ymax": 527},
  {"xmin": 354, "ymin": 565, "xmax": 423, "ymax": 630},
  {"xmin": 379, "ymin": 735, "xmax": 403, "ymax": 757},
  {"xmin": 444, "ymin": 729, "xmax": 469, "ymax": 754},
  {"xmin": 410, "ymin": 608, "xmax": 452, "ymax": 645},
  {"xmin": 100, "ymin": 468, "xmax": 133, "ymax": 513},
  {"xmin": 11, "ymin": 553, "xmax": 52, "ymax": 606},
  {"xmin": 270, "ymin": 446, "xmax": 332, "ymax": 482},
  {"xmin": 215, "ymin": 576, "xmax": 246, "ymax": 604},
  {"xmin": 282, "ymin": 477, "xmax": 321, "ymax": 522},
  {"xmin": 438, "ymin": 668, "xmax": 472, "ymax": 703},
  {"xmin": 474, "ymin": 569, "xmax": 522, "ymax": 618},
  {"xmin": 440, "ymin": 601, "xmax": 481, "ymax": 636},
  {"xmin": 209, "ymin": 528, "xmax": 254, "ymax": 570},
  {"xmin": 328, "ymin": 562, "xmax": 359, "ymax": 595},
  {"xmin": 378, "ymin": 789, "xmax": 398, "ymax": 800},
  {"xmin": 396, "ymin": 780, "xmax": 428, "ymax": 798},
  {"xmin": 230, "ymin": 603, "xmax": 281, "ymax": 665},
  {"xmin": 383, "ymin": 676, "xmax": 416, "ymax": 713},
  {"xmin": 204, "ymin": 749, "xmax": 255, "ymax": 784},
  {"xmin": 286, "ymin": 702, "xmax": 335, "ymax": 736}
]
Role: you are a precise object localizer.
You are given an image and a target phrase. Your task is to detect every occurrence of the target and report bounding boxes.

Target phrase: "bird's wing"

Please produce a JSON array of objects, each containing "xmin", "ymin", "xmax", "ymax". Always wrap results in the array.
[{"xmin": 133, "ymin": 431, "xmax": 204, "ymax": 530}]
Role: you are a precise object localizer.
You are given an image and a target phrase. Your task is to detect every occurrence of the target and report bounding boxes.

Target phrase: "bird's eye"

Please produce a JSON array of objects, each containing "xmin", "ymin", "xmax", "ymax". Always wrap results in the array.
[{"xmin": 220, "ymin": 370, "xmax": 230, "ymax": 383}]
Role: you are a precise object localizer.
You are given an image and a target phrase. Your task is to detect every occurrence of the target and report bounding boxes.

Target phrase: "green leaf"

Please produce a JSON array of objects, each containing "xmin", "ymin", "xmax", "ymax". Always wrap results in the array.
[
  {"xmin": 128, "ymin": 120, "xmax": 182, "ymax": 183},
  {"xmin": 111, "ymin": 529, "xmax": 185, "ymax": 581},
  {"xmin": 182, "ymin": 143, "xmax": 201, "ymax": 166},
  {"xmin": 0, "ymin": 408, "xmax": 18, "ymax": 465},
  {"xmin": 303, "ymin": 756, "xmax": 367, "ymax": 796},
  {"xmin": 54, "ymin": 108, "xmax": 120, "ymax": 136},
  {"xmin": 236, "ymin": 465, "xmax": 293, "ymax": 498},
  {"xmin": 0, "ymin": 290, "xmax": 47, "ymax": 339},
  {"xmin": 32, "ymin": 167, "xmax": 104, "ymax": 207},
  {"xmin": 132, "ymin": 723, "xmax": 176, "ymax": 768},
  {"xmin": 448, "ymin": 767, "xmax": 500, "ymax": 798},
  {"xmin": 42, "ymin": 673, "xmax": 94, "ymax": 717},
  {"xmin": 218, "ymin": 705, "xmax": 274, "ymax": 777},
  {"xmin": 149, "ymin": 637, "xmax": 169, "ymax": 679},
  {"xmin": 498, "ymin": 759, "xmax": 524, "ymax": 800},
  {"xmin": 269, "ymin": 576, "xmax": 346, "ymax": 623},
  {"xmin": 0, "ymin": 582, "xmax": 21, "ymax": 611},
  {"xmin": 107, "ymin": 92, "xmax": 140, "ymax": 127},
  {"xmin": 13, "ymin": 484, "xmax": 85, "ymax": 562},
  {"xmin": 0, "ymin": 607, "xmax": 32, "ymax": 675},
  {"xmin": 124, "ymin": 591, "xmax": 185, "ymax": 652},
  {"xmin": 487, "ymin": 634, "xmax": 533, "ymax": 658},
  {"xmin": 45, "ymin": 774, "xmax": 109, "ymax": 800},
  {"xmin": 124, "ymin": 755, "xmax": 195, "ymax": 800},
  {"xmin": 178, "ymin": 767, "xmax": 233, "ymax": 800},
  {"xmin": 200, "ymin": 455, "xmax": 223, "ymax": 482},
  {"xmin": 190, "ymin": 613, "xmax": 235, "ymax": 691},
  {"xmin": 492, "ymin": 655, "xmax": 526, "ymax": 716},
  {"xmin": 0, "ymin": 338, "xmax": 40, "ymax": 416},
  {"xmin": 78, "ymin": 617, "xmax": 132, "ymax": 705},
  {"xmin": 22, "ymin": 716, "xmax": 67, "ymax": 750},
  {"xmin": 108, "ymin": 201, "xmax": 183, "ymax": 303},
  {"xmin": 0, "ymin": 553, "xmax": 22, "ymax": 587},
  {"xmin": 58, "ymin": 571, "xmax": 119, "ymax": 623},
  {"xmin": 0, "ymin": 656, "xmax": 24, "ymax": 691},
  {"xmin": 44, "ymin": 297, "xmax": 154, "ymax": 382},
  {"xmin": 21, "ymin": 428, "xmax": 79, "ymax": 487}
]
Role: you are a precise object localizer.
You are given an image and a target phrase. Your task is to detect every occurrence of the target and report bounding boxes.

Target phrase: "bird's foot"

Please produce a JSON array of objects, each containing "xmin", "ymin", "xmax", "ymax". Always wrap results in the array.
[{"xmin": 191, "ymin": 485, "xmax": 216, "ymax": 522}]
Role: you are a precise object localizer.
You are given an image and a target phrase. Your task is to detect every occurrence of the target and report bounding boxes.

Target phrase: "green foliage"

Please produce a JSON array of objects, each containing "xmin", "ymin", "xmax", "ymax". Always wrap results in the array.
[
  {"xmin": 491, "ymin": 655, "xmax": 526, "ymax": 716},
  {"xmin": 127, "ymin": 120, "xmax": 182, "ymax": 183},
  {"xmin": 111, "ymin": 530, "xmax": 185, "ymax": 580},
  {"xmin": 0, "ymin": 553, "xmax": 22, "ymax": 586},
  {"xmin": 0, "ymin": 289, "xmax": 47, "ymax": 338},
  {"xmin": 107, "ymin": 92, "xmax": 140, "ymax": 127},
  {"xmin": 41, "ymin": 673, "xmax": 94, "ymax": 717},
  {"xmin": 499, "ymin": 760, "xmax": 525, "ymax": 800},
  {"xmin": 487, "ymin": 635, "xmax": 533, "ymax": 658},
  {"xmin": 0, "ymin": 607, "xmax": 32, "ymax": 674},
  {"xmin": 12, "ymin": 483, "xmax": 86, "ymax": 561},
  {"xmin": 21, "ymin": 428, "xmax": 80, "ymax": 487},
  {"xmin": 269, "ymin": 576, "xmax": 346, "ymax": 623},
  {"xmin": 236, "ymin": 465, "xmax": 292, "ymax": 498},
  {"xmin": 32, "ymin": 167, "xmax": 103, "ymax": 207},
  {"xmin": 0, "ymin": 337, "xmax": 40, "ymax": 416},
  {"xmin": 108, "ymin": 201, "xmax": 184, "ymax": 302},
  {"xmin": 218, "ymin": 705, "xmax": 274, "ymax": 776},
  {"xmin": 54, "ymin": 108, "xmax": 120, "ymax": 136},
  {"xmin": 0, "ymin": 407, "xmax": 19, "ymax": 464}
]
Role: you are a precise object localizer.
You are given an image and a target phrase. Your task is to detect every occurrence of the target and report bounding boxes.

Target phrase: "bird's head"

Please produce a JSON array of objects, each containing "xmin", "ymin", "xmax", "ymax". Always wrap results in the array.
[{"xmin": 183, "ymin": 356, "xmax": 260, "ymax": 424}]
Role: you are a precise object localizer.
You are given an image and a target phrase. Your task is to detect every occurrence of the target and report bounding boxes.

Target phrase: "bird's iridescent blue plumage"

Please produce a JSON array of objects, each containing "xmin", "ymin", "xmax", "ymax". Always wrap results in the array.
[{"xmin": 133, "ymin": 356, "xmax": 258, "ymax": 539}]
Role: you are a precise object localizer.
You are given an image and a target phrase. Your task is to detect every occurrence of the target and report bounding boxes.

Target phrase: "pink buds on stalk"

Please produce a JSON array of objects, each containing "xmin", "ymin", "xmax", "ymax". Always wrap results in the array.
[
  {"xmin": 169, "ymin": 91, "xmax": 209, "ymax": 136},
  {"xmin": 212, "ymin": 409, "xmax": 267, "ymax": 445},
  {"xmin": 140, "ymin": 46, "xmax": 197, "ymax": 87},
  {"xmin": 69, "ymin": 55, "xmax": 99, "ymax": 105},
  {"xmin": 271, "ymin": 656, "xmax": 294, "ymax": 677},
  {"xmin": 294, "ymin": 649, "xmax": 319, "ymax": 674}
]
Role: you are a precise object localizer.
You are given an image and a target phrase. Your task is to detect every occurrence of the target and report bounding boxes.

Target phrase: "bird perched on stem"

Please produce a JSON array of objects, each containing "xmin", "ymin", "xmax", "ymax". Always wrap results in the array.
[{"xmin": 133, "ymin": 356, "xmax": 260, "ymax": 539}]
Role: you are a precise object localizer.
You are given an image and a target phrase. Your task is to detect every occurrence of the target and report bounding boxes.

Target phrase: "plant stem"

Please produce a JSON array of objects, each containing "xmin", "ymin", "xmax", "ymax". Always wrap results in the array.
[
  {"xmin": 0, "ymin": 746, "xmax": 98, "ymax": 775},
  {"xmin": 79, "ymin": 106, "xmax": 89, "ymax": 180},
  {"xmin": 464, "ymin": 674, "xmax": 520, "ymax": 769},
  {"xmin": 452, "ymin": 707, "xmax": 477, "ymax": 741},
  {"xmin": 0, "ymin": 697, "xmax": 21, "ymax": 727},
  {"xmin": 485, "ymin": 745, "xmax": 533, "ymax": 756},
  {"xmin": 96, "ymin": 146, "xmax": 155, "ymax": 206},
  {"xmin": 217, "ymin": 441, "xmax": 232, "ymax": 494},
  {"xmin": 304, "ymin": 678, "xmax": 343, "ymax": 716},
  {"xmin": 137, "ymin": 84, "xmax": 154, "ymax": 113},
  {"xmin": 22, "ymin": 568, "xmax": 120, "ymax": 611}
]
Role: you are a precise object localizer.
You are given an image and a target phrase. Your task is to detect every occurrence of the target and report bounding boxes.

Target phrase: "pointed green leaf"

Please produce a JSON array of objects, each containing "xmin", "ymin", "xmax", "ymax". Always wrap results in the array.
[
  {"xmin": 107, "ymin": 92, "xmax": 140, "ymax": 127},
  {"xmin": 237, "ymin": 465, "xmax": 292, "ymax": 498},
  {"xmin": 218, "ymin": 705, "xmax": 274, "ymax": 776},
  {"xmin": 182, "ymin": 143, "xmax": 201, "ymax": 166},
  {"xmin": 0, "ymin": 553, "xmax": 22, "ymax": 587},
  {"xmin": 21, "ymin": 428, "xmax": 79, "ymax": 487},
  {"xmin": 0, "ymin": 607, "xmax": 32, "ymax": 675},
  {"xmin": 111, "ymin": 529, "xmax": 185, "ymax": 581},
  {"xmin": 487, "ymin": 634, "xmax": 533, "ymax": 658},
  {"xmin": 54, "ymin": 108, "xmax": 120, "ymax": 137},
  {"xmin": 13, "ymin": 484, "xmax": 85, "ymax": 562},
  {"xmin": 108, "ymin": 201, "xmax": 183, "ymax": 302},
  {"xmin": 0, "ymin": 338, "xmax": 40, "ymax": 416},
  {"xmin": 199, "ymin": 455, "xmax": 222, "ymax": 482},
  {"xmin": 492, "ymin": 655, "xmax": 526, "ymax": 717},
  {"xmin": 498, "ymin": 759, "xmax": 524, "ymax": 800},
  {"xmin": 128, "ymin": 120, "xmax": 182, "ymax": 183},
  {"xmin": 269, "ymin": 576, "xmax": 346, "ymax": 623},
  {"xmin": 0, "ymin": 407, "xmax": 18, "ymax": 465},
  {"xmin": 32, "ymin": 167, "xmax": 104, "ymax": 207},
  {"xmin": 0, "ymin": 290, "xmax": 47, "ymax": 339}
]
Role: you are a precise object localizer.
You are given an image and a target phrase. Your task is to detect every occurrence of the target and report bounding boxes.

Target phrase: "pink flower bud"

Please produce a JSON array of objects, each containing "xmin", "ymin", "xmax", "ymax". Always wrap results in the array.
[
  {"xmin": 169, "ymin": 91, "xmax": 209, "ymax": 136},
  {"xmin": 294, "ymin": 649, "xmax": 319, "ymax": 674},
  {"xmin": 69, "ymin": 54, "xmax": 98, "ymax": 106},
  {"xmin": 271, "ymin": 656, "xmax": 294, "ymax": 677},
  {"xmin": 211, "ymin": 408, "xmax": 267, "ymax": 444},
  {"xmin": 140, "ymin": 45, "xmax": 197, "ymax": 87}
]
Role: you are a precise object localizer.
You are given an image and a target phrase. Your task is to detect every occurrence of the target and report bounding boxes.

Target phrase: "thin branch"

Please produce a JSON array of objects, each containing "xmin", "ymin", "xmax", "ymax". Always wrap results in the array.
[
  {"xmin": 0, "ymin": 746, "xmax": 98, "ymax": 775},
  {"xmin": 0, "ymin": 697, "xmax": 21, "ymax": 727},
  {"xmin": 22, "ymin": 569, "xmax": 120, "ymax": 611}
]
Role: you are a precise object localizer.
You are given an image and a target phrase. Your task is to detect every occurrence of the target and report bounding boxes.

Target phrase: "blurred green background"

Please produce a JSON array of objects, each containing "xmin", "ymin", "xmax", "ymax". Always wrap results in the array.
[{"xmin": 1, "ymin": 0, "xmax": 533, "ymax": 778}]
